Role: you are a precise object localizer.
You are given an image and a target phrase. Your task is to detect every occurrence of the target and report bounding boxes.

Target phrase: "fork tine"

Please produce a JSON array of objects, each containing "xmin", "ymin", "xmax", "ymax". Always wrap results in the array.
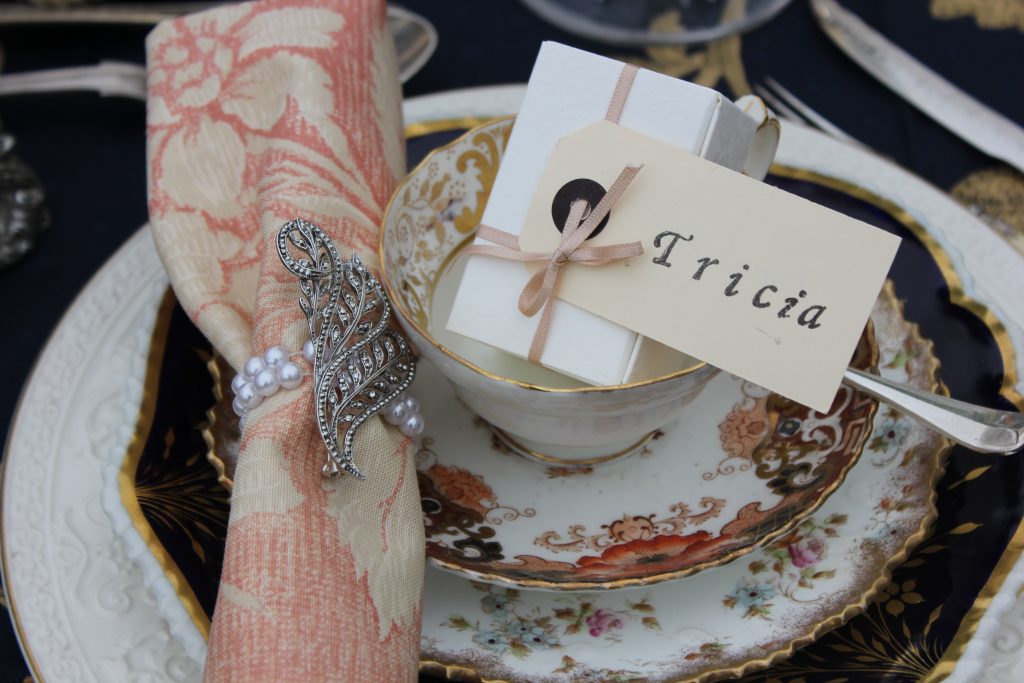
[
  {"xmin": 753, "ymin": 84, "xmax": 808, "ymax": 126},
  {"xmin": 763, "ymin": 77, "xmax": 861, "ymax": 146}
]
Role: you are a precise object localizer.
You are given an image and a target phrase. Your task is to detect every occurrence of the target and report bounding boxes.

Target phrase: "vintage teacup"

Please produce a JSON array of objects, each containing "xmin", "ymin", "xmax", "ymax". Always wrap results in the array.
[{"xmin": 380, "ymin": 107, "xmax": 777, "ymax": 464}]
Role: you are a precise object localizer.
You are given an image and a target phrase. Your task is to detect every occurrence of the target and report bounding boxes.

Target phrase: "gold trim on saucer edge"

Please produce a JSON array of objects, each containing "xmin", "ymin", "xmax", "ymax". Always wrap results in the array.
[{"xmin": 405, "ymin": 117, "xmax": 504, "ymax": 138}]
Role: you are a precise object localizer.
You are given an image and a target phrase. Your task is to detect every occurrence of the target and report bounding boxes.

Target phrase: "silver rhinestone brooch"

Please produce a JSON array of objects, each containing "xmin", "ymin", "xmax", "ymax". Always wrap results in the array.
[{"xmin": 276, "ymin": 218, "xmax": 417, "ymax": 479}]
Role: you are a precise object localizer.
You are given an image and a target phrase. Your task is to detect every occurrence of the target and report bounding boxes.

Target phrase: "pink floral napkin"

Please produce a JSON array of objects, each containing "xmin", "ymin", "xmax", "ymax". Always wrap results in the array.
[{"xmin": 146, "ymin": 0, "xmax": 424, "ymax": 679}]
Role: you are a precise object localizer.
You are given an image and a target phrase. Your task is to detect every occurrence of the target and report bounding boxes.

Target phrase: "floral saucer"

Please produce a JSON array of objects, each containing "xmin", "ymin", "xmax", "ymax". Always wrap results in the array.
[
  {"xmin": 413, "ymin": 308, "xmax": 878, "ymax": 591},
  {"xmin": 420, "ymin": 282, "xmax": 948, "ymax": 681},
  {"xmin": 206, "ymin": 305, "xmax": 880, "ymax": 592}
]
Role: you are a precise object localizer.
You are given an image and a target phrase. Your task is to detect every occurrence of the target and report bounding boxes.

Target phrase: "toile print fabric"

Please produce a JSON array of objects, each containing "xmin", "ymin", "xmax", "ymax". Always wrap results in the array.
[{"xmin": 145, "ymin": 1, "xmax": 424, "ymax": 680}]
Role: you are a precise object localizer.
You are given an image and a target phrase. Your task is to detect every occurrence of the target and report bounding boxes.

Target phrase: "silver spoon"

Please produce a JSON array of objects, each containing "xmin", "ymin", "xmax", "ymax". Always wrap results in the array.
[
  {"xmin": 745, "ymin": 79, "xmax": 1024, "ymax": 452},
  {"xmin": 843, "ymin": 368, "xmax": 1023, "ymax": 454}
]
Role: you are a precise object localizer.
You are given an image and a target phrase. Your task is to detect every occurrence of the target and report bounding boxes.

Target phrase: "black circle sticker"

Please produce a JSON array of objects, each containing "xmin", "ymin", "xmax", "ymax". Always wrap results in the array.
[{"xmin": 550, "ymin": 178, "xmax": 610, "ymax": 239}]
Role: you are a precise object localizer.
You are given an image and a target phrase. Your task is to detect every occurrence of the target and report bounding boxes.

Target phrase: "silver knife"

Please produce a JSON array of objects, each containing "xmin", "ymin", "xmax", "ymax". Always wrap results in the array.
[{"xmin": 811, "ymin": 0, "xmax": 1024, "ymax": 174}]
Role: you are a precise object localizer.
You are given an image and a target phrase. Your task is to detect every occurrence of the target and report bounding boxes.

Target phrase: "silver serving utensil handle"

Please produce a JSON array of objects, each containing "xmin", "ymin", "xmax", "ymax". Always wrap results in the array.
[
  {"xmin": 843, "ymin": 368, "xmax": 1024, "ymax": 454},
  {"xmin": 0, "ymin": 62, "xmax": 147, "ymax": 100}
]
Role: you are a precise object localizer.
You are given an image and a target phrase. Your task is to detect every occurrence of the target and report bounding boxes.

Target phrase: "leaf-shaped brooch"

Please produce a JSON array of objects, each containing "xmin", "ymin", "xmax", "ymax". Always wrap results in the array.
[{"xmin": 277, "ymin": 218, "xmax": 417, "ymax": 479}]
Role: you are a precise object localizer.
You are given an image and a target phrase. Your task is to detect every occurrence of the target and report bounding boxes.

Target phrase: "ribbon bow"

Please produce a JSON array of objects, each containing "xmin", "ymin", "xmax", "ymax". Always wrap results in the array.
[{"xmin": 465, "ymin": 164, "xmax": 644, "ymax": 363}]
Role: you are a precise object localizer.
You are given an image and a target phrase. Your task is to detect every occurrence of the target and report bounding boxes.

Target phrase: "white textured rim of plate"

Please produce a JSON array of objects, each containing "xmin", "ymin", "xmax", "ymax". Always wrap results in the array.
[
  {"xmin": 1, "ymin": 86, "xmax": 1023, "ymax": 683},
  {"xmin": 1, "ymin": 229, "xmax": 201, "ymax": 681}
]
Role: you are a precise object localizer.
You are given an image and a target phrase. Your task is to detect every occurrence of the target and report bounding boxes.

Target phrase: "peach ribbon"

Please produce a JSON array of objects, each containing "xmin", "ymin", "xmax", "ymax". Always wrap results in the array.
[
  {"xmin": 466, "ymin": 164, "xmax": 644, "ymax": 363},
  {"xmin": 464, "ymin": 62, "xmax": 645, "ymax": 364},
  {"xmin": 604, "ymin": 62, "xmax": 638, "ymax": 122}
]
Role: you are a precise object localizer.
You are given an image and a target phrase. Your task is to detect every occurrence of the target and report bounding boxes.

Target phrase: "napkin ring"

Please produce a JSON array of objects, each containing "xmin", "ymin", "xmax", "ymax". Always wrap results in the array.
[{"xmin": 276, "ymin": 218, "xmax": 418, "ymax": 480}]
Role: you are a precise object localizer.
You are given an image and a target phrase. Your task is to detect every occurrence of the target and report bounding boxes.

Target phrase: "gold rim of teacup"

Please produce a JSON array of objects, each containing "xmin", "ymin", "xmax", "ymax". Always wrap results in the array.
[
  {"xmin": 490, "ymin": 425, "xmax": 656, "ymax": 467},
  {"xmin": 378, "ymin": 115, "xmax": 708, "ymax": 394}
]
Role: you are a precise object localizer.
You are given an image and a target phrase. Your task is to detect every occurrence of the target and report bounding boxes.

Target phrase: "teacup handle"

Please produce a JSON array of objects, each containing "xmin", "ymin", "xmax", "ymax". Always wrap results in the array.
[{"xmin": 735, "ymin": 94, "xmax": 781, "ymax": 181}]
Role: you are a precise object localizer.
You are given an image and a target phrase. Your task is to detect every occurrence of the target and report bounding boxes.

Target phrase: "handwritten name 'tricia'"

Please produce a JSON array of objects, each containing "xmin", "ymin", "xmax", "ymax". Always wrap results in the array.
[{"xmin": 651, "ymin": 231, "xmax": 827, "ymax": 330}]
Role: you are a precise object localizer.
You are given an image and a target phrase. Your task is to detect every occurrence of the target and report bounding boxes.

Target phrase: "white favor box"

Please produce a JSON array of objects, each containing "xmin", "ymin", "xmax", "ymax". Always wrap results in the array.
[{"xmin": 447, "ymin": 42, "xmax": 763, "ymax": 386}]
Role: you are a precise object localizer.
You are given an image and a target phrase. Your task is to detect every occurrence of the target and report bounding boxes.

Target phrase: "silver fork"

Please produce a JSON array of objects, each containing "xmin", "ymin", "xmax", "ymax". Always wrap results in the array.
[
  {"xmin": 0, "ymin": 61, "xmax": 147, "ymax": 100},
  {"xmin": 755, "ymin": 77, "xmax": 864, "ymax": 148},
  {"xmin": 754, "ymin": 76, "xmax": 1024, "ymax": 454}
]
